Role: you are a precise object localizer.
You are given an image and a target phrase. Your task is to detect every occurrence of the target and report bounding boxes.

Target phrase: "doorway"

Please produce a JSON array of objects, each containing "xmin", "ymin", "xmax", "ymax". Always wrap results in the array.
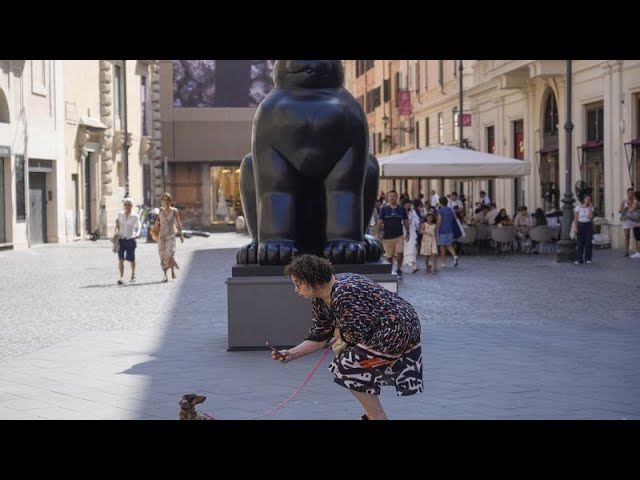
[
  {"xmin": 29, "ymin": 172, "xmax": 47, "ymax": 244},
  {"xmin": 0, "ymin": 158, "xmax": 5, "ymax": 243},
  {"xmin": 71, "ymin": 174, "xmax": 79, "ymax": 237},
  {"xmin": 84, "ymin": 152, "xmax": 94, "ymax": 235}
]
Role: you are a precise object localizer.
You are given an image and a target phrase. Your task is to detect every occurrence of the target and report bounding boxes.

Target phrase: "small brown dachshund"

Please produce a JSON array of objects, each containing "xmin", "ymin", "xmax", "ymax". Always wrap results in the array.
[{"xmin": 178, "ymin": 394, "xmax": 214, "ymax": 420}]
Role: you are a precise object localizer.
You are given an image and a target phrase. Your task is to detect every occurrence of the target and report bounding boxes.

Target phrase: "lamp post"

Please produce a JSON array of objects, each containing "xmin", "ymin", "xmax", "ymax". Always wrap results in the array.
[
  {"xmin": 556, "ymin": 60, "xmax": 576, "ymax": 262},
  {"xmin": 458, "ymin": 60, "xmax": 464, "ymax": 201},
  {"xmin": 459, "ymin": 60, "xmax": 464, "ymax": 149}
]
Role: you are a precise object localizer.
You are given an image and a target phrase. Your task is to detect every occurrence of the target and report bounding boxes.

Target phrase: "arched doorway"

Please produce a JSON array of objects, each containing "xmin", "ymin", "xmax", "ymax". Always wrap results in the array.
[
  {"xmin": 0, "ymin": 88, "xmax": 9, "ymax": 124},
  {"xmin": 538, "ymin": 89, "xmax": 560, "ymax": 211}
]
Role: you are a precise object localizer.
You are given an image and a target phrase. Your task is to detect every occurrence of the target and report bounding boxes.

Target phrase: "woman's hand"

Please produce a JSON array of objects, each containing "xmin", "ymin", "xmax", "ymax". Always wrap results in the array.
[{"xmin": 271, "ymin": 349, "xmax": 291, "ymax": 364}]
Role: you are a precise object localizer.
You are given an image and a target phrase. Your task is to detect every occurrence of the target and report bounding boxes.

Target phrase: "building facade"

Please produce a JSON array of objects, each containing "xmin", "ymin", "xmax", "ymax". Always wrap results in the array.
[
  {"xmin": 0, "ymin": 60, "xmax": 161, "ymax": 250},
  {"xmin": 62, "ymin": 60, "xmax": 162, "ymax": 240},
  {"xmin": 0, "ymin": 60, "xmax": 65, "ymax": 249},
  {"xmin": 344, "ymin": 60, "xmax": 640, "ymax": 248}
]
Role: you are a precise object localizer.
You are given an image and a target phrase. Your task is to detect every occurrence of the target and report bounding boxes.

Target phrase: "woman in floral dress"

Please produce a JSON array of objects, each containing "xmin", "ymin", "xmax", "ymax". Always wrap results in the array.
[{"xmin": 156, "ymin": 192, "xmax": 185, "ymax": 282}]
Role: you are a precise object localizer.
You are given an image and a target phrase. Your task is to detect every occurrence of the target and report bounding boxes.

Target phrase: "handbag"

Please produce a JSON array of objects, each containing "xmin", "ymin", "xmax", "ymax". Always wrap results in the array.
[
  {"xmin": 150, "ymin": 219, "xmax": 160, "ymax": 241},
  {"xmin": 111, "ymin": 232, "xmax": 119, "ymax": 253},
  {"xmin": 451, "ymin": 208, "xmax": 463, "ymax": 239},
  {"xmin": 626, "ymin": 209, "xmax": 640, "ymax": 223}
]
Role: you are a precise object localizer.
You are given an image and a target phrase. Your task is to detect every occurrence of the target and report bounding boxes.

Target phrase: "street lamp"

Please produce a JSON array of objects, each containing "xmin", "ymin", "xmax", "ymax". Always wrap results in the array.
[{"xmin": 556, "ymin": 60, "xmax": 576, "ymax": 262}]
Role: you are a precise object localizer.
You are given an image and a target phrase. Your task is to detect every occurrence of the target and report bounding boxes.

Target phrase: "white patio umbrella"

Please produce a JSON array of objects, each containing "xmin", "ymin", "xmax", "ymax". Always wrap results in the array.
[{"xmin": 378, "ymin": 145, "xmax": 530, "ymax": 179}]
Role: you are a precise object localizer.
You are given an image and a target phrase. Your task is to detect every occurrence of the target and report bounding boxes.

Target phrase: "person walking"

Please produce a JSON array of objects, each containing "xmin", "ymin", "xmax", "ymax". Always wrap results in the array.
[
  {"xmin": 115, "ymin": 197, "xmax": 141, "ymax": 285},
  {"xmin": 436, "ymin": 196, "xmax": 459, "ymax": 268},
  {"xmin": 377, "ymin": 190, "xmax": 410, "ymax": 278},
  {"xmin": 402, "ymin": 201, "xmax": 420, "ymax": 273},
  {"xmin": 156, "ymin": 192, "xmax": 185, "ymax": 282}
]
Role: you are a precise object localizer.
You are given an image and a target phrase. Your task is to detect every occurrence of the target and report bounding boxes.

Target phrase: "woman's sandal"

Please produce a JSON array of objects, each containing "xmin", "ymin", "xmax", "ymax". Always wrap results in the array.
[{"xmin": 161, "ymin": 278, "xmax": 168, "ymax": 283}]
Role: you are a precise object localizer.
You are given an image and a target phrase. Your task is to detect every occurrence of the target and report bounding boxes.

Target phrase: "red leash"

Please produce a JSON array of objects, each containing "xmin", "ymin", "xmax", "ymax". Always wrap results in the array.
[{"xmin": 204, "ymin": 346, "xmax": 333, "ymax": 420}]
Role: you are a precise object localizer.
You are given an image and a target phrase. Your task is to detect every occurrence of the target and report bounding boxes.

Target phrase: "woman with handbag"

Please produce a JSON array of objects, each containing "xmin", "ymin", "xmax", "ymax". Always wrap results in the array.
[
  {"xmin": 271, "ymin": 254, "xmax": 423, "ymax": 420},
  {"xmin": 156, "ymin": 192, "xmax": 185, "ymax": 282},
  {"xmin": 619, "ymin": 188, "xmax": 639, "ymax": 257}
]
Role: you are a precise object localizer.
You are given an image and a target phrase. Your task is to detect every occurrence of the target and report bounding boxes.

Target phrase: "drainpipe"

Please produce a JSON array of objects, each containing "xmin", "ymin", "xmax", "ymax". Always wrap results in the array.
[{"xmin": 122, "ymin": 60, "xmax": 130, "ymax": 197}]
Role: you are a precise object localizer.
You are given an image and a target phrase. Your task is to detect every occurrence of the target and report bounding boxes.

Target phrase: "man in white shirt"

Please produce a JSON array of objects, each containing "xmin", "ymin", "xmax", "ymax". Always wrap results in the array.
[
  {"xmin": 115, "ymin": 197, "xmax": 141, "ymax": 284},
  {"xmin": 430, "ymin": 190, "xmax": 440, "ymax": 208},
  {"xmin": 449, "ymin": 192, "xmax": 463, "ymax": 211}
]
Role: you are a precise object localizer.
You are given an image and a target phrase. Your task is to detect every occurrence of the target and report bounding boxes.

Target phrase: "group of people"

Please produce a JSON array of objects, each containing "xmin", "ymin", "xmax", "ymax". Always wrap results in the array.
[
  {"xmin": 373, "ymin": 190, "xmax": 461, "ymax": 277},
  {"xmin": 114, "ymin": 192, "xmax": 185, "ymax": 285}
]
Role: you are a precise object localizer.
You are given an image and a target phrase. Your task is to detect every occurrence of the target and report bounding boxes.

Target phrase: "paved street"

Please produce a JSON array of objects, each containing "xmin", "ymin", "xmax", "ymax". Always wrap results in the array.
[{"xmin": 1, "ymin": 235, "xmax": 639, "ymax": 420}]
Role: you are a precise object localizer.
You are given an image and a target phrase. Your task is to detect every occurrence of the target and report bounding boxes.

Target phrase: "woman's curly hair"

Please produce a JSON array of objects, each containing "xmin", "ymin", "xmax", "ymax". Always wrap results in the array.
[{"xmin": 284, "ymin": 254, "xmax": 334, "ymax": 287}]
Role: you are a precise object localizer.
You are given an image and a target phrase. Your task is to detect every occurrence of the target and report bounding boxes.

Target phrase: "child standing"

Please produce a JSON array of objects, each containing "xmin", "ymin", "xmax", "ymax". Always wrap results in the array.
[{"xmin": 420, "ymin": 213, "xmax": 439, "ymax": 273}]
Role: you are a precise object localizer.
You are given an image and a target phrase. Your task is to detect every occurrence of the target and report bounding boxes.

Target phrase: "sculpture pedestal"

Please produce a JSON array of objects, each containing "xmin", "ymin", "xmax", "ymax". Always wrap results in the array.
[{"xmin": 226, "ymin": 262, "xmax": 395, "ymax": 351}]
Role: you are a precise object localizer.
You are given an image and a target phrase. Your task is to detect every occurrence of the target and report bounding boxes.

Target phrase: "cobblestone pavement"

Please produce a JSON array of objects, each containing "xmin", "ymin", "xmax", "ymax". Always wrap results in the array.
[{"xmin": 0, "ymin": 235, "xmax": 638, "ymax": 420}]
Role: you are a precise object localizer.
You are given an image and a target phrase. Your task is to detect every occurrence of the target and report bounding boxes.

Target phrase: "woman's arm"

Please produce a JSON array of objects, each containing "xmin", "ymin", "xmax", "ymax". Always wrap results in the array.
[
  {"xmin": 274, "ymin": 339, "xmax": 328, "ymax": 364},
  {"xmin": 174, "ymin": 208, "xmax": 185, "ymax": 242}
]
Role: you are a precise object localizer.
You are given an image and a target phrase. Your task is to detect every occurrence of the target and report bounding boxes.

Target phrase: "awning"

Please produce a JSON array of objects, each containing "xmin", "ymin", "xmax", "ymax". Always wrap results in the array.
[
  {"xmin": 378, "ymin": 145, "xmax": 530, "ymax": 179},
  {"xmin": 79, "ymin": 116, "xmax": 107, "ymax": 130}
]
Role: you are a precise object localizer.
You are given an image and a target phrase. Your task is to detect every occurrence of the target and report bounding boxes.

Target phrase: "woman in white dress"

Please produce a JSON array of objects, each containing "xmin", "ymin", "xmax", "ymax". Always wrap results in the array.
[{"xmin": 403, "ymin": 201, "xmax": 421, "ymax": 273}]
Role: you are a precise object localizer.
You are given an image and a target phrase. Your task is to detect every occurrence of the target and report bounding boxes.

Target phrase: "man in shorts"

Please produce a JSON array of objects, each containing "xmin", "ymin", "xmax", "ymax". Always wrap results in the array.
[{"xmin": 377, "ymin": 190, "xmax": 409, "ymax": 278}]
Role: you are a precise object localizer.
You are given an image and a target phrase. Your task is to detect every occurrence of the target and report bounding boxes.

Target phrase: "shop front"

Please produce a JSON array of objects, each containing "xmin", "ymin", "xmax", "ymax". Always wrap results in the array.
[{"xmin": 210, "ymin": 165, "xmax": 242, "ymax": 226}]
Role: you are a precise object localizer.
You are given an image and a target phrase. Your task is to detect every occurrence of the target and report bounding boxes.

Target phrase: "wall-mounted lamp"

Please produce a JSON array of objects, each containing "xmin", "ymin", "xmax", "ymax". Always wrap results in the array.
[{"xmin": 382, "ymin": 115, "xmax": 414, "ymax": 134}]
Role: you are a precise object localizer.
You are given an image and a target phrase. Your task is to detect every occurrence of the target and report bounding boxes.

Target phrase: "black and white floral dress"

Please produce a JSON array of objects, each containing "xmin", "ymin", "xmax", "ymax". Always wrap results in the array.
[{"xmin": 308, "ymin": 273, "xmax": 423, "ymax": 396}]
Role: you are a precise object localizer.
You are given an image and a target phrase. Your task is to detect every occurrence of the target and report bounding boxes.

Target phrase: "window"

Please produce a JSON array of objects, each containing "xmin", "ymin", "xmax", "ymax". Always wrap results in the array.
[
  {"xmin": 15, "ymin": 155, "xmax": 26, "ymax": 222},
  {"xmin": 356, "ymin": 60, "xmax": 374, "ymax": 78},
  {"xmin": 365, "ymin": 88, "xmax": 380, "ymax": 114},
  {"xmin": 487, "ymin": 126, "xmax": 495, "ymax": 153},
  {"xmin": 408, "ymin": 63, "xmax": 415, "ymax": 91},
  {"xmin": 383, "ymin": 79, "xmax": 390, "ymax": 102},
  {"xmin": 438, "ymin": 60, "xmax": 444, "ymax": 87},
  {"xmin": 453, "ymin": 107, "xmax": 459, "ymax": 142},
  {"xmin": 438, "ymin": 113, "xmax": 444, "ymax": 144},
  {"xmin": 586, "ymin": 103, "xmax": 604, "ymax": 142},
  {"xmin": 584, "ymin": 102, "xmax": 605, "ymax": 215},
  {"xmin": 31, "ymin": 60, "xmax": 46, "ymax": 95},
  {"xmin": 114, "ymin": 65, "xmax": 123, "ymax": 129},
  {"xmin": 357, "ymin": 95, "xmax": 364, "ymax": 111},
  {"xmin": 140, "ymin": 75, "xmax": 148, "ymax": 136},
  {"xmin": 409, "ymin": 117, "xmax": 415, "ymax": 145},
  {"xmin": 513, "ymin": 120, "xmax": 524, "ymax": 159},
  {"xmin": 424, "ymin": 61, "xmax": 429, "ymax": 90},
  {"xmin": 416, "ymin": 120, "xmax": 420, "ymax": 149},
  {"xmin": 425, "ymin": 117, "xmax": 430, "ymax": 146},
  {"xmin": 415, "ymin": 61, "xmax": 420, "ymax": 92},
  {"xmin": 544, "ymin": 92, "xmax": 559, "ymax": 135},
  {"xmin": 399, "ymin": 122, "xmax": 405, "ymax": 148},
  {"xmin": 453, "ymin": 60, "xmax": 457, "ymax": 78},
  {"xmin": 377, "ymin": 132, "xmax": 382, "ymax": 153}
]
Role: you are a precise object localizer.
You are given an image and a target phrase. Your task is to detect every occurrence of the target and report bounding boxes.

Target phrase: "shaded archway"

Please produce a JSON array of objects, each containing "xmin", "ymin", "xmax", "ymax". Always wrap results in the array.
[{"xmin": 0, "ymin": 88, "xmax": 9, "ymax": 123}]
